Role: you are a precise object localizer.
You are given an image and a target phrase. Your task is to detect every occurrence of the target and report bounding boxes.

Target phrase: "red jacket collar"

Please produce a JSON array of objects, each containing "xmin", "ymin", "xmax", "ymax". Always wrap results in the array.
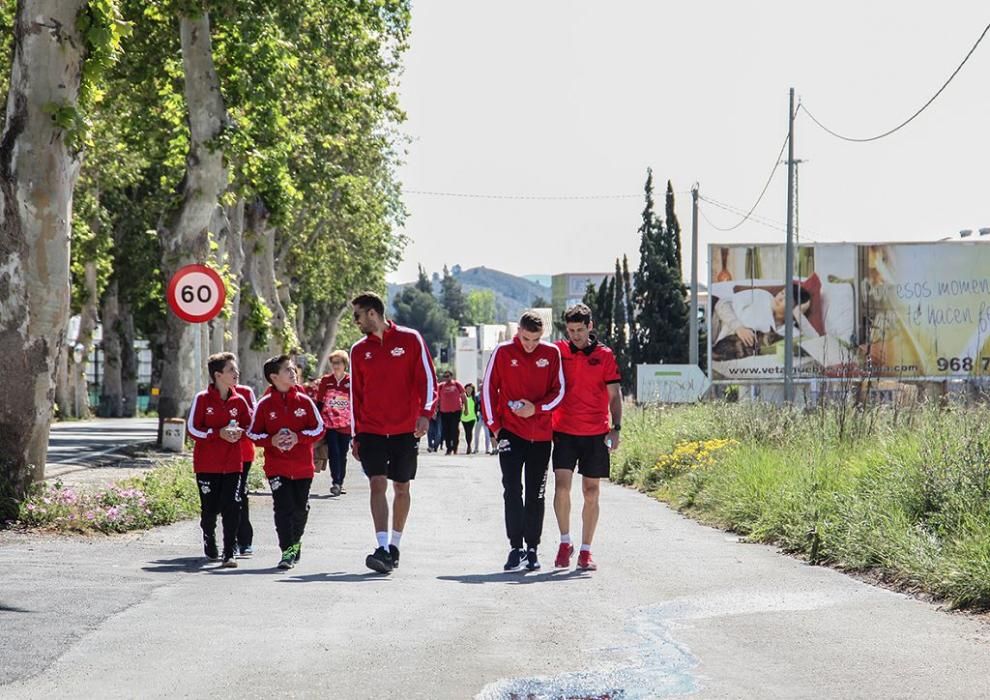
[
  {"xmin": 365, "ymin": 321, "xmax": 396, "ymax": 345},
  {"xmin": 263, "ymin": 384, "xmax": 302, "ymax": 399}
]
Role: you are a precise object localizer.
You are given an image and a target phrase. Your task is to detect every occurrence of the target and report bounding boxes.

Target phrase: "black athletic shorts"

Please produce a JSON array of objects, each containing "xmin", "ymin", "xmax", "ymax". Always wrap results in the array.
[
  {"xmin": 551, "ymin": 431, "xmax": 610, "ymax": 479},
  {"xmin": 356, "ymin": 433, "xmax": 418, "ymax": 483}
]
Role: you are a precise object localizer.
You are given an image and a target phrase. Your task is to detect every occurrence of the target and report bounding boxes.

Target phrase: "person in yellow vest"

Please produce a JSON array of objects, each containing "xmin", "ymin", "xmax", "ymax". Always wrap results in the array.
[{"xmin": 460, "ymin": 383, "xmax": 481, "ymax": 454}]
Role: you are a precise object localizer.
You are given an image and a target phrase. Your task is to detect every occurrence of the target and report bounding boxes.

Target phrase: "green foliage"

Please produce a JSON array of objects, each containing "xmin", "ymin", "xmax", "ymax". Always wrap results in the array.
[
  {"xmin": 14, "ymin": 459, "xmax": 198, "ymax": 533},
  {"xmin": 441, "ymin": 264, "xmax": 468, "ymax": 325},
  {"xmin": 392, "ymin": 285, "xmax": 452, "ymax": 356},
  {"xmin": 614, "ymin": 401, "xmax": 990, "ymax": 609},
  {"xmin": 466, "ymin": 289, "xmax": 497, "ymax": 325},
  {"xmin": 632, "ymin": 175, "xmax": 690, "ymax": 367},
  {"xmin": 243, "ymin": 287, "xmax": 274, "ymax": 351}
]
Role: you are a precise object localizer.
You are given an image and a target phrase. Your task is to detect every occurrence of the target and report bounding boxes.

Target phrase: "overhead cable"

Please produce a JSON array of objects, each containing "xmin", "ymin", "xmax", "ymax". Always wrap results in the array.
[{"xmin": 799, "ymin": 20, "xmax": 990, "ymax": 143}]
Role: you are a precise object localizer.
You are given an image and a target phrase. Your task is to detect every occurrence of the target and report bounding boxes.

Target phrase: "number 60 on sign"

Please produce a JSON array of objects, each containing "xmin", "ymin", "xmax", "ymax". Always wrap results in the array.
[{"xmin": 166, "ymin": 264, "xmax": 227, "ymax": 323}]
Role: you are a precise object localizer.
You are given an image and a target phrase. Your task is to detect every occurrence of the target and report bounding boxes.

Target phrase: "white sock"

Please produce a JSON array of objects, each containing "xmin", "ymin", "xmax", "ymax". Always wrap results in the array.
[
  {"xmin": 580, "ymin": 544, "xmax": 591, "ymax": 552},
  {"xmin": 376, "ymin": 531, "xmax": 388, "ymax": 548},
  {"xmin": 390, "ymin": 530, "xmax": 402, "ymax": 548},
  {"xmin": 560, "ymin": 533, "xmax": 572, "ymax": 545}
]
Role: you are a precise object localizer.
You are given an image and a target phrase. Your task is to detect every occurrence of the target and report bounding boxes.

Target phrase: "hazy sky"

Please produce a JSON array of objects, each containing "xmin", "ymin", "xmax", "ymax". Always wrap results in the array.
[{"xmin": 391, "ymin": 2, "xmax": 990, "ymax": 284}]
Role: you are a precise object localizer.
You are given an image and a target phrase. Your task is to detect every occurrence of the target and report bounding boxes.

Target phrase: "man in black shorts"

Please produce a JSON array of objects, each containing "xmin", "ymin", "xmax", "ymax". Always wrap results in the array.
[
  {"xmin": 350, "ymin": 292, "xmax": 438, "ymax": 574},
  {"xmin": 552, "ymin": 304, "xmax": 622, "ymax": 571}
]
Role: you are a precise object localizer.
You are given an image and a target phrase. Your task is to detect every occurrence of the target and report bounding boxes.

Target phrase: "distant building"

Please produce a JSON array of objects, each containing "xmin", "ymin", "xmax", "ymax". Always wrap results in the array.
[{"xmin": 551, "ymin": 272, "xmax": 611, "ymax": 322}]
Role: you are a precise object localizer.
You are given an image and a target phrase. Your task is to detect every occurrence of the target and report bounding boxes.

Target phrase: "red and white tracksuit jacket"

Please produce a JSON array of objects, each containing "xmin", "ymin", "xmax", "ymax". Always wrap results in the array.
[
  {"xmin": 350, "ymin": 322, "xmax": 438, "ymax": 437},
  {"xmin": 187, "ymin": 385, "xmax": 253, "ymax": 474},
  {"xmin": 247, "ymin": 385, "xmax": 325, "ymax": 479},
  {"xmin": 233, "ymin": 384, "xmax": 257, "ymax": 463},
  {"xmin": 482, "ymin": 337, "xmax": 565, "ymax": 442}
]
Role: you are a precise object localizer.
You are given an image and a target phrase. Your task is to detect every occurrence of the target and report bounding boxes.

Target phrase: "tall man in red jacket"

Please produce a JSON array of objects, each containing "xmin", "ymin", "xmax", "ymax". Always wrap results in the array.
[
  {"xmin": 482, "ymin": 311, "xmax": 565, "ymax": 572},
  {"xmin": 551, "ymin": 304, "xmax": 622, "ymax": 572},
  {"xmin": 350, "ymin": 292, "xmax": 438, "ymax": 574}
]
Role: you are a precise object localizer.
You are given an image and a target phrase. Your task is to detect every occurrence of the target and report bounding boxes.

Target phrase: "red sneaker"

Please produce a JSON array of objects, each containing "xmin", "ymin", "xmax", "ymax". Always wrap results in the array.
[
  {"xmin": 554, "ymin": 543, "xmax": 574, "ymax": 568},
  {"xmin": 577, "ymin": 550, "xmax": 597, "ymax": 571}
]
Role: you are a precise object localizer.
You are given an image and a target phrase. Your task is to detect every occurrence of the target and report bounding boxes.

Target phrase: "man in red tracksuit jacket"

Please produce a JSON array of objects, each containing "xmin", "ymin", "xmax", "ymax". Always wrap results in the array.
[
  {"xmin": 233, "ymin": 383, "xmax": 257, "ymax": 556},
  {"xmin": 188, "ymin": 352, "xmax": 253, "ymax": 567},
  {"xmin": 482, "ymin": 311, "xmax": 565, "ymax": 572},
  {"xmin": 350, "ymin": 291, "xmax": 438, "ymax": 574},
  {"xmin": 247, "ymin": 355, "xmax": 325, "ymax": 570}
]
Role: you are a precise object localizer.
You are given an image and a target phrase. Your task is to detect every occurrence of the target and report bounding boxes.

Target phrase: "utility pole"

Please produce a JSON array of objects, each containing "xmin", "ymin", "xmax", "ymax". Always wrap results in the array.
[
  {"xmin": 690, "ymin": 184, "xmax": 700, "ymax": 366},
  {"xmin": 783, "ymin": 87, "xmax": 797, "ymax": 404}
]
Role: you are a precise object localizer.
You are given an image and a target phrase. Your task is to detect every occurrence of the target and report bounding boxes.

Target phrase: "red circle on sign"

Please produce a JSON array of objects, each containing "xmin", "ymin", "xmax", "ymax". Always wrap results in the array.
[{"xmin": 166, "ymin": 264, "xmax": 227, "ymax": 323}]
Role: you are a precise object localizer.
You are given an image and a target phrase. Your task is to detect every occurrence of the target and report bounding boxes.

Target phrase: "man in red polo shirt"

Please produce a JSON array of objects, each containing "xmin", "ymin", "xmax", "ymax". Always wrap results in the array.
[{"xmin": 551, "ymin": 304, "xmax": 622, "ymax": 571}]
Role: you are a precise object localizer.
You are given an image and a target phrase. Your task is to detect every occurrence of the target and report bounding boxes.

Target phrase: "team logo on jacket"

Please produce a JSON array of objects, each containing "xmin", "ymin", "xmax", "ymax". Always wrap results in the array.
[
  {"xmin": 294, "ymin": 407, "xmax": 306, "ymax": 417},
  {"xmin": 390, "ymin": 347, "xmax": 405, "ymax": 357},
  {"xmin": 269, "ymin": 411, "xmax": 277, "ymax": 420},
  {"xmin": 205, "ymin": 407, "xmax": 215, "ymax": 415},
  {"xmin": 536, "ymin": 358, "xmax": 549, "ymax": 368},
  {"xmin": 229, "ymin": 408, "xmax": 238, "ymax": 417},
  {"xmin": 364, "ymin": 351, "xmax": 373, "ymax": 360},
  {"xmin": 510, "ymin": 359, "xmax": 519, "ymax": 367}
]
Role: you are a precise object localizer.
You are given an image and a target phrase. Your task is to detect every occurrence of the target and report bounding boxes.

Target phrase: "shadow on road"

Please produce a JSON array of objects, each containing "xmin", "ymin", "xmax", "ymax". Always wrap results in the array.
[
  {"xmin": 277, "ymin": 571, "xmax": 392, "ymax": 583},
  {"xmin": 142, "ymin": 557, "xmax": 209, "ymax": 573},
  {"xmin": 0, "ymin": 602, "xmax": 34, "ymax": 613},
  {"xmin": 436, "ymin": 569, "xmax": 592, "ymax": 585}
]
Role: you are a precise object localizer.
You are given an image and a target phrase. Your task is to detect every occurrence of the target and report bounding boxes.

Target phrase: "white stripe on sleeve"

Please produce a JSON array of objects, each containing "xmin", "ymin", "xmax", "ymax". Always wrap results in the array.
[
  {"xmin": 246, "ymin": 394, "xmax": 272, "ymax": 442},
  {"xmin": 300, "ymin": 394, "xmax": 325, "ymax": 437},
  {"xmin": 540, "ymin": 342, "xmax": 566, "ymax": 412},
  {"xmin": 186, "ymin": 391, "xmax": 212, "ymax": 440},
  {"xmin": 482, "ymin": 342, "xmax": 510, "ymax": 427}
]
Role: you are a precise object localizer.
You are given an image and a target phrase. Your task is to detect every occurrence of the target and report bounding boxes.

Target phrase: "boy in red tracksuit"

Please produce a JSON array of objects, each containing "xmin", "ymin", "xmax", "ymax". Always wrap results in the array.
[
  {"xmin": 233, "ymin": 383, "xmax": 257, "ymax": 556},
  {"xmin": 188, "ymin": 352, "xmax": 253, "ymax": 568},
  {"xmin": 247, "ymin": 355, "xmax": 325, "ymax": 570},
  {"xmin": 482, "ymin": 311, "xmax": 565, "ymax": 572},
  {"xmin": 350, "ymin": 291, "xmax": 438, "ymax": 574}
]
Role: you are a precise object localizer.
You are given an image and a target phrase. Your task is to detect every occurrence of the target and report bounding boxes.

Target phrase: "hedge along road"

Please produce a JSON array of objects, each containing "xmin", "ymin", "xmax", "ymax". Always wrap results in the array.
[{"xmin": 2, "ymin": 452, "xmax": 989, "ymax": 699}]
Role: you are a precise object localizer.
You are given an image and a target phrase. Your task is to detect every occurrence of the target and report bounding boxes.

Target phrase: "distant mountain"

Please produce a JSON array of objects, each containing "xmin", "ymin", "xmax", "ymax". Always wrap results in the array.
[{"xmin": 387, "ymin": 266, "xmax": 551, "ymax": 323}]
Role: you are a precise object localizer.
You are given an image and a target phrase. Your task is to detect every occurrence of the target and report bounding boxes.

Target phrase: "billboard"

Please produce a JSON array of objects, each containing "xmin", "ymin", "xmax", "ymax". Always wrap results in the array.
[{"xmin": 708, "ymin": 241, "xmax": 990, "ymax": 382}]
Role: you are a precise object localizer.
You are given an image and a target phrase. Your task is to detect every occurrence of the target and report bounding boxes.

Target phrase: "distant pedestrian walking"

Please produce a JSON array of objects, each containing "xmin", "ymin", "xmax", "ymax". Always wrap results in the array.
[
  {"xmin": 315, "ymin": 350, "xmax": 353, "ymax": 497},
  {"xmin": 482, "ymin": 312, "xmax": 564, "ymax": 572},
  {"xmin": 461, "ymin": 383, "xmax": 480, "ymax": 453},
  {"xmin": 187, "ymin": 352, "xmax": 253, "ymax": 568},
  {"xmin": 438, "ymin": 370, "xmax": 466, "ymax": 454},
  {"xmin": 247, "ymin": 355, "xmax": 325, "ymax": 570},
  {"xmin": 350, "ymin": 292, "xmax": 438, "ymax": 574}
]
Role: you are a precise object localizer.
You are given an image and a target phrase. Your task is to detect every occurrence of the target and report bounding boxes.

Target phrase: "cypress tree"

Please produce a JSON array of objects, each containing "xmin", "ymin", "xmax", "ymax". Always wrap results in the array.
[
  {"xmin": 612, "ymin": 258, "xmax": 633, "ymax": 394},
  {"xmin": 415, "ymin": 265, "xmax": 432, "ymax": 294},
  {"xmin": 440, "ymin": 264, "xmax": 468, "ymax": 325},
  {"xmin": 595, "ymin": 276, "xmax": 613, "ymax": 346}
]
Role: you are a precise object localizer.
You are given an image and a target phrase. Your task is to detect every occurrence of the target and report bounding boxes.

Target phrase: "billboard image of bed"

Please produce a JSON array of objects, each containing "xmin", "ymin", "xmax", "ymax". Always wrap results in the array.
[{"xmin": 707, "ymin": 241, "xmax": 990, "ymax": 382}]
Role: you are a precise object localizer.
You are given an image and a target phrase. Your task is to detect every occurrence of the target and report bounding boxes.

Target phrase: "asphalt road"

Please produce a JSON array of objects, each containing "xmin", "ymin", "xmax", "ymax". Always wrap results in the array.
[
  {"xmin": 3, "ymin": 451, "xmax": 990, "ymax": 699},
  {"xmin": 46, "ymin": 418, "xmax": 159, "ymax": 478}
]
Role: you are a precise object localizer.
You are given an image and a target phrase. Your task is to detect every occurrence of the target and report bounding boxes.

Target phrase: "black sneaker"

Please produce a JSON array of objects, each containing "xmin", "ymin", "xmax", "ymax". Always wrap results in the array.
[
  {"xmin": 277, "ymin": 548, "xmax": 296, "ymax": 570},
  {"xmin": 525, "ymin": 548, "xmax": 541, "ymax": 571},
  {"xmin": 237, "ymin": 544, "xmax": 253, "ymax": 558},
  {"xmin": 330, "ymin": 484, "xmax": 342, "ymax": 497},
  {"xmin": 389, "ymin": 544, "xmax": 400, "ymax": 569},
  {"xmin": 503, "ymin": 548, "xmax": 525, "ymax": 571},
  {"xmin": 366, "ymin": 546, "xmax": 393, "ymax": 574},
  {"xmin": 221, "ymin": 552, "xmax": 237, "ymax": 568},
  {"xmin": 203, "ymin": 535, "xmax": 219, "ymax": 561}
]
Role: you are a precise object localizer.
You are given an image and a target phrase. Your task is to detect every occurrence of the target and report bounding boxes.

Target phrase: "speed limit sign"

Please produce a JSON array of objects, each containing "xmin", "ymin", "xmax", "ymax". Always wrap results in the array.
[{"xmin": 166, "ymin": 264, "xmax": 227, "ymax": 323}]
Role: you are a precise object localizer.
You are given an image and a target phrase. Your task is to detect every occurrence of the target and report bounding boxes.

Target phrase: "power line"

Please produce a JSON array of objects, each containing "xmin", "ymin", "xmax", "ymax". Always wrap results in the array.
[
  {"xmin": 799, "ymin": 19, "xmax": 990, "ymax": 143},
  {"xmin": 698, "ymin": 129, "xmax": 791, "ymax": 232},
  {"xmin": 404, "ymin": 189, "xmax": 642, "ymax": 201},
  {"xmin": 699, "ymin": 195, "xmax": 822, "ymax": 242}
]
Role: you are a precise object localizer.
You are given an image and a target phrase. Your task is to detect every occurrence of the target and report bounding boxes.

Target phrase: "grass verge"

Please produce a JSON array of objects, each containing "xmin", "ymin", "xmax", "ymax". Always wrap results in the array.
[{"xmin": 613, "ymin": 401, "xmax": 990, "ymax": 609}]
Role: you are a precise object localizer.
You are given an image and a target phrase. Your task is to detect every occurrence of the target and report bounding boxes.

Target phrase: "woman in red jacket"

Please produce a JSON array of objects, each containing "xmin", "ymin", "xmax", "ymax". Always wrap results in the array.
[
  {"xmin": 247, "ymin": 355, "xmax": 325, "ymax": 570},
  {"xmin": 187, "ymin": 352, "xmax": 253, "ymax": 568}
]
